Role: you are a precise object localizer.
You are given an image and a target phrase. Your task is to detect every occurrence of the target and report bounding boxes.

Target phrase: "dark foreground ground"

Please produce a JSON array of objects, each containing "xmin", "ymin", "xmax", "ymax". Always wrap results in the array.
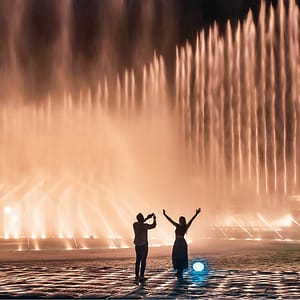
[{"xmin": 0, "ymin": 240, "xmax": 299, "ymax": 299}]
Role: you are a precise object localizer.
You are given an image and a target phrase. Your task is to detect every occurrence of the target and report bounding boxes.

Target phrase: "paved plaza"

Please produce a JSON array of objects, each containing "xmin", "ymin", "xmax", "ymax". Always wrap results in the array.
[{"xmin": 0, "ymin": 253, "xmax": 299, "ymax": 299}]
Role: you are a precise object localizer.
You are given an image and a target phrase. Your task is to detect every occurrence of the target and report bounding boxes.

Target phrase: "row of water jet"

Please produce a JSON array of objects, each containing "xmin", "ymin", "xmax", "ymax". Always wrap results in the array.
[
  {"xmin": 1, "ymin": 54, "xmax": 167, "ymax": 132},
  {"xmin": 0, "ymin": 0, "xmax": 174, "ymax": 99},
  {"xmin": 0, "ymin": 0, "xmax": 72, "ymax": 98},
  {"xmin": 1, "ymin": 0, "xmax": 299, "ymax": 245},
  {"xmin": 0, "ymin": 55, "xmax": 178, "ymax": 245},
  {"xmin": 176, "ymin": 0, "xmax": 300, "ymax": 204}
]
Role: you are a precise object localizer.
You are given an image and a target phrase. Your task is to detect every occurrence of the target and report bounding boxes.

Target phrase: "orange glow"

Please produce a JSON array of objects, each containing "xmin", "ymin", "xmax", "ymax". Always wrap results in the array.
[
  {"xmin": 150, "ymin": 244, "xmax": 161, "ymax": 247},
  {"xmin": 3, "ymin": 206, "xmax": 11, "ymax": 215},
  {"xmin": 0, "ymin": 0, "xmax": 299, "ymax": 249}
]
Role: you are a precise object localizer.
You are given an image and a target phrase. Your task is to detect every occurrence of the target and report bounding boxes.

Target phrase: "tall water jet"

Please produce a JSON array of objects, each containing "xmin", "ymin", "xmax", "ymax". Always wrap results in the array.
[
  {"xmin": 0, "ymin": 0, "xmax": 300, "ymax": 249},
  {"xmin": 175, "ymin": 0, "xmax": 300, "ymax": 204},
  {"xmin": 0, "ymin": 0, "xmax": 24, "ymax": 100}
]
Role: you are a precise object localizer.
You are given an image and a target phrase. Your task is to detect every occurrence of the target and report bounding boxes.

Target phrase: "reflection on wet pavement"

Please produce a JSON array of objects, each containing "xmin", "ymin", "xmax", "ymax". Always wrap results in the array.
[{"xmin": 0, "ymin": 258, "xmax": 299, "ymax": 298}]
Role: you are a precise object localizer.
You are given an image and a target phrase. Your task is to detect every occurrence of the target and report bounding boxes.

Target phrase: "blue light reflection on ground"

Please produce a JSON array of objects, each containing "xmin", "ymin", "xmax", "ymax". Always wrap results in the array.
[{"xmin": 189, "ymin": 258, "xmax": 210, "ymax": 284}]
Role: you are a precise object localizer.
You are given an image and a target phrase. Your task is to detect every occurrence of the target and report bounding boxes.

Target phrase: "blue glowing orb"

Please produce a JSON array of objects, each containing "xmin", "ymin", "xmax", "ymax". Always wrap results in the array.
[{"xmin": 192, "ymin": 261, "xmax": 205, "ymax": 272}]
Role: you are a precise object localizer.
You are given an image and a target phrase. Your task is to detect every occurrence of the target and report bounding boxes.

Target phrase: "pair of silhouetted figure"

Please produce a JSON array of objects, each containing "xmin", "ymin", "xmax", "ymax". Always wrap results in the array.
[{"xmin": 133, "ymin": 208, "xmax": 201, "ymax": 282}]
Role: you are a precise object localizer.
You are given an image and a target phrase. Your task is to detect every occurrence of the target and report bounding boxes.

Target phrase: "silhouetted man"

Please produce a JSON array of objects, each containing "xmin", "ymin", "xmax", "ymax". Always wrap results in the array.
[{"xmin": 133, "ymin": 212, "xmax": 156, "ymax": 282}]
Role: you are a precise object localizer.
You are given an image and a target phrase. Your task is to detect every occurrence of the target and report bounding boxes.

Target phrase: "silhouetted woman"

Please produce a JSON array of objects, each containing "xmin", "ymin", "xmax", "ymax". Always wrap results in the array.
[{"xmin": 163, "ymin": 208, "xmax": 201, "ymax": 278}]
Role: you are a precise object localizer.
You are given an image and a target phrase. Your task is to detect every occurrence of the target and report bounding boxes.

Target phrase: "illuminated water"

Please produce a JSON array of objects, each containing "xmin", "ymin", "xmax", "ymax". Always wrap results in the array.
[
  {"xmin": 177, "ymin": 0, "xmax": 300, "ymax": 197},
  {"xmin": 0, "ymin": 1, "xmax": 299, "ymax": 248}
]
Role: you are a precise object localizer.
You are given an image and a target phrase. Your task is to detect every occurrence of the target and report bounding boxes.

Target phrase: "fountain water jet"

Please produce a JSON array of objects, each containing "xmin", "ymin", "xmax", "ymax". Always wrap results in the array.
[
  {"xmin": 176, "ymin": 0, "xmax": 300, "ymax": 200},
  {"xmin": 0, "ymin": 0, "xmax": 300, "ymax": 250}
]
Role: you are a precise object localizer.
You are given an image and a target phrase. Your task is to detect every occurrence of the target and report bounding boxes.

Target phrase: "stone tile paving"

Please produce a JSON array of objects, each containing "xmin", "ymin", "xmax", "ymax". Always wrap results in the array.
[{"xmin": 0, "ymin": 258, "xmax": 299, "ymax": 299}]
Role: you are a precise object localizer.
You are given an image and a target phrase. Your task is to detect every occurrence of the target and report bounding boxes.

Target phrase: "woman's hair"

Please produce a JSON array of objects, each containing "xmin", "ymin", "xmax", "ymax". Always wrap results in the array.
[{"xmin": 179, "ymin": 216, "xmax": 186, "ymax": 226}]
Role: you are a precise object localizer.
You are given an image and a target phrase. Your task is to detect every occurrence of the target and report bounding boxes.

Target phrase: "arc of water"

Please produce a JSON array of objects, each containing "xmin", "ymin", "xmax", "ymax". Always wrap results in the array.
[
  {"xmin": 289, "ymin": 1, "xmax": 299, "ymax": 189},
  {"xmin": 130, "ymin": 70, "xmax": 135, "ymax": 113},
  {"xmin": 278, "ymin": 0, "xmax": 287, "ymax": 195},
  {"xmin": 56, "ymin": 0, "xmax": 71, "ymax": 91},
  {"xmin": 254, "ymin": 88, "xmax": 260, "ymax": 195},
  {"xmin": 194, "ymin": 37, "xmax": 200, "ymax": 171},
  {"xmin": 268, "ymin": 7, "xmax": 277, "ymax": 193},
  {"xmin": 200, "ymin": 31, "xmax": 206, "ymax": 176},
  {"xmin": 104, "ymin": 77, "xmax": 109, "ymax": 112},
  {"xmin": 235, "ymin": 23, "xmax": 243, "ymax": 185},
  {"xmin": 259, "ymin": 2, "xmax": 269, "ymax": 194},
  {"xmin": 116, "ymin": 74, "xmax": 121, "ymax": 114},
  {"xmin": 124, "ymin": 70, "xmax": 129, "ymax": 116},
  {"xmin": 142, "ymin": 65, "xmax": 147, "ymax": 110},
  {"xmin": 225, "ymin": 21, "xmax": 236, "ymax": 192}
]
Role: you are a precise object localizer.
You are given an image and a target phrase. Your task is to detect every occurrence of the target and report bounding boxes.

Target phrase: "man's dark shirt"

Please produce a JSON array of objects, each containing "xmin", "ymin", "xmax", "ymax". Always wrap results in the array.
[{"xmin": 133, "ymin": 220, "xmax": 156, "ymax": 246}]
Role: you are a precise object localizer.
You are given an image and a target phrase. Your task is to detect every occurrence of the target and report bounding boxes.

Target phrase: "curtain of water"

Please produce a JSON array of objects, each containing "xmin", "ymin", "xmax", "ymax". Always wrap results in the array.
[
  {"xmin": 0, "ymin": 0, "xmax": 299, "ymax": 245},
  {"xmin": 175, "ymin": 0, "xmax": 300, "ymax": 200}
]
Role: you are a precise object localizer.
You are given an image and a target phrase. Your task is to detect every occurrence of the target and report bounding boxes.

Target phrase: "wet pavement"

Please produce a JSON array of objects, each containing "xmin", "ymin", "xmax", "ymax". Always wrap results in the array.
[{"xmin": 0, "ymin": 255, "xmax": 299, "ymax": 299}]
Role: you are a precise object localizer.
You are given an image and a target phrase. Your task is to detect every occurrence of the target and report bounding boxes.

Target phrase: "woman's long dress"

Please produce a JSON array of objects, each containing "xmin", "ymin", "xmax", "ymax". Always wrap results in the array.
[{"xmin": 172, "ymin": 224, "xmax": 188, "ymax": 270}]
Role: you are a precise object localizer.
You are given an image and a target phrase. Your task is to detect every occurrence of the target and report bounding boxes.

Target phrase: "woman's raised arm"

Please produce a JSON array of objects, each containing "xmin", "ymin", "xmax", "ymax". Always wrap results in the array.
[
  {"xmin": 187, "ymin": 208, "xmax": 201, "ymax": 229},
  {"xmin": 163, "ymin": 209, "xmax": 177, "ymax": 227}
]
